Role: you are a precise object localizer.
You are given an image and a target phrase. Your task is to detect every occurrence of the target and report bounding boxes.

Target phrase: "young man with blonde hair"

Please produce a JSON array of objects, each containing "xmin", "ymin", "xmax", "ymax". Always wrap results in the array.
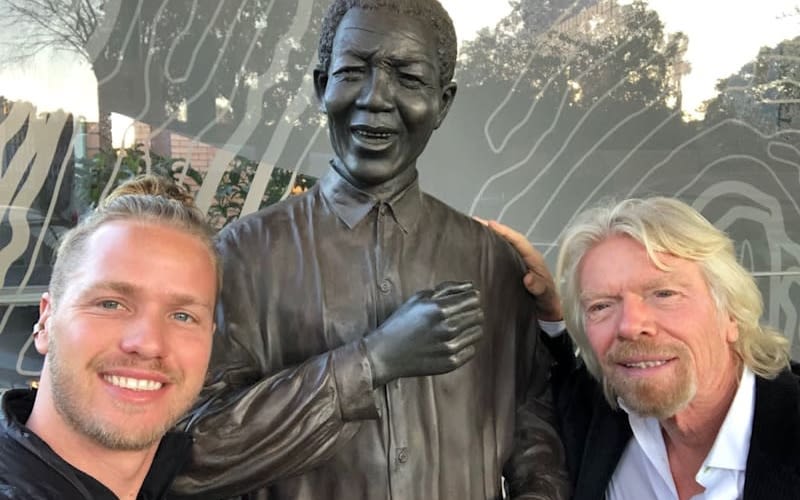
[{"xmin": 0, "ymin": 176, "xmax": 219, "ymax": 499}]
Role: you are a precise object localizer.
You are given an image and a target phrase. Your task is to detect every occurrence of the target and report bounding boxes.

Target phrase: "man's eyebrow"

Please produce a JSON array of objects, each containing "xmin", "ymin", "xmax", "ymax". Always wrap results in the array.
[
  {"xmin": 579, "ymin": 291, "xmax": 613, "ymax": 303},
  {"xmin": 578, "ymin": 276, "xmax": 689, "ymax": 303},
  {"xmin": 388, "ymin": 57, "xmax": 435, "ymax": 69},
  {"xmin": 338, "ymin": 47, "xmax": 434, "ymax": 67},
  {"xmin": 164, "ymin": 292, "xmax": 214, "ymax": 310},
  {"xmin": 641, "ymin": 277, "xmax": 669, "ymax": 289},
  {"xmin": 81, "ymin": 281, "xmax": 213, "ymax": 309},
  {"xmin": 641, "ymin": 275, "xmax": 689, "ymax": 290},
  {"xmin": 86, "ymin": 280, "xmax": 138, "ymax": 296}
]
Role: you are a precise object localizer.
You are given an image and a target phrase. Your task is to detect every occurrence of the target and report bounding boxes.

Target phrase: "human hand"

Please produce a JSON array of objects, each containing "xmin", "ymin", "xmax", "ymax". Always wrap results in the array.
[
  {"xmin": 364, "ymin": 281, "xmax": 484, "ymax": 387},
  {"xmin": 477, "ymin": 218, "xmax": 563, "ymax": 321}
]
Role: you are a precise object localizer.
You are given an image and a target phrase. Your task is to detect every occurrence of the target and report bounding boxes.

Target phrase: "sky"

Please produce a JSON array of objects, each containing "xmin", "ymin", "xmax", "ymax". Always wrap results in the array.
[
  {"xmin": 0, "ymin": 0, "xmax": 797, "ymax": 124},
  {"xmin": 634, "ymin": 0, "xmax": 799, "ymax": 116},
  {"xmin": 439, "ymin": 0, "xmax": 513, "ymax": 45}
]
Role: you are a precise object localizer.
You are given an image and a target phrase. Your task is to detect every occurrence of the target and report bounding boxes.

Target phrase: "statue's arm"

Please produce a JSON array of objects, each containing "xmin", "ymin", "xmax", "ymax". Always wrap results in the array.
[
  {"xmin": 485, "ymin": 220, "xmax": 571, "ymax": 498},
  {"xmin": 171, "ymin": 338, "xmax": 377, "ymax": 498},
  {"xmin": 170, "ymin": 229, "xmax": 379, "ymax": 498},
  {"xmin": 504, "ymin": 319, "xmax": 571, "ymax": 500}
]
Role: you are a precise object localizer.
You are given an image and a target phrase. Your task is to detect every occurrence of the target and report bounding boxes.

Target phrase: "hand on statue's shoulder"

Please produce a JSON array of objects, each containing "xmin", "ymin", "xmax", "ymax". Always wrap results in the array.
[{"xmin": 475, "ymin": 217, "xmax": 563, "ymax": 322}]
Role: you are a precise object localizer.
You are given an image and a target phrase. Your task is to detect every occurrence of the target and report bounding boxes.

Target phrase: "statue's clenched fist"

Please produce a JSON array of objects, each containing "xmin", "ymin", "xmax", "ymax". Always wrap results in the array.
[{"xmin": 364, "ymin": 281, "xmax": 485, "ymax": 387}]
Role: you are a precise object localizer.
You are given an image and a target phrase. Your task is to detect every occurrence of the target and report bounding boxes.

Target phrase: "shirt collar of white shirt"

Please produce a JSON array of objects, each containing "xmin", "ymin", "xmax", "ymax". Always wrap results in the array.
[
  {"xmin": 701, "ymin": 367, "xmax": 755, "ymax": 473},
  {"xmin": 618, "ymin": 367, "xmax": 755, "ymax": 495}
]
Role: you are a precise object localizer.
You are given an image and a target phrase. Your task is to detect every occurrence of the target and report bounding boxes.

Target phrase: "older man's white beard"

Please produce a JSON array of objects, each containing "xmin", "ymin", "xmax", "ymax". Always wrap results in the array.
[{"xmin": 601, "ymin": 341, "xmax": 696, "ymax": 420}]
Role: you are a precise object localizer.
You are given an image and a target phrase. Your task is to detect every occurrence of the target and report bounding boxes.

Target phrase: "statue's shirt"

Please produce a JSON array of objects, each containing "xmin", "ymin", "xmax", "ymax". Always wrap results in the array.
[{"xmin": 178, "ymin": 166, "xmax": 566, "ymax": 500}]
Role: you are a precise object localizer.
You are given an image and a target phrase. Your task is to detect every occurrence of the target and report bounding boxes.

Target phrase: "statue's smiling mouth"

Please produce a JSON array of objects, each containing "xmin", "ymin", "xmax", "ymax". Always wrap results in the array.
[{"xmin": 351, "ymin": 125, "xmax": 397, "ymax": 144}]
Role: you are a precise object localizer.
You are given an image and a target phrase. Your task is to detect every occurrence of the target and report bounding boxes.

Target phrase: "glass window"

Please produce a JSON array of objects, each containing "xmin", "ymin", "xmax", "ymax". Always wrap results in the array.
[{"xmin": 1, "ymin": 0, "xmax": 798, "ymax": 387}]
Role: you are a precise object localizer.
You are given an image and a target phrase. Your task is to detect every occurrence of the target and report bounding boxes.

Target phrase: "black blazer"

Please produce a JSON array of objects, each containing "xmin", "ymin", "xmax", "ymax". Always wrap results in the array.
[{"xmin": 544, "ymin": 334, "xmax": 800, "ymax": 500}]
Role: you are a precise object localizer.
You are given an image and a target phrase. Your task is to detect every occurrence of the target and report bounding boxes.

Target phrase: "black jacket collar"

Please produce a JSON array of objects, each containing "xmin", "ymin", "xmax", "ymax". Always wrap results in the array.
[
  {"xmin": 1, "ymin": 388, "xmax": 193, "ymax": 499},
  {"xmin": 742, "ymin": 366, "xmax": 800, "ymax": 499}
]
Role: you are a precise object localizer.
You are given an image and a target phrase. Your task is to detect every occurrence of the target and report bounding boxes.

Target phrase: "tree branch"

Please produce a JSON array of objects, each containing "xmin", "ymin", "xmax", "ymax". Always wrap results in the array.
[{"xmin": 0, "ymin": 0, "xmax": 100, "ymax": 63}]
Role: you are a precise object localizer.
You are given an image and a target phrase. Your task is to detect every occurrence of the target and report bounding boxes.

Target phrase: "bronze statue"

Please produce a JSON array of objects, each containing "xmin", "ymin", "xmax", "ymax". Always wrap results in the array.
[{"xmin": 173, "ymin": 1, "xmax": 568, "ymax": 498}]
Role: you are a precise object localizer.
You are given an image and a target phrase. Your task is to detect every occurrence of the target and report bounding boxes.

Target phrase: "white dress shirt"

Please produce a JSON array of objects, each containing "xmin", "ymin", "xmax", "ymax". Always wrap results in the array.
[
  {"xmin": 538, "ymin": 319, "xmax": 567, "ymax": 337},
  {"xmin": 606, "ymin": 368, "xmax": 755, "ymax": 500}
]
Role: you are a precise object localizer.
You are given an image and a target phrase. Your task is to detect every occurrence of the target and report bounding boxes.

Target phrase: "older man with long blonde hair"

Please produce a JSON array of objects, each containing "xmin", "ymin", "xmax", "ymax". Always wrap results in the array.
[{"xmin": 491, "ymin": 197, "xmax": 799, "ymax": 500}]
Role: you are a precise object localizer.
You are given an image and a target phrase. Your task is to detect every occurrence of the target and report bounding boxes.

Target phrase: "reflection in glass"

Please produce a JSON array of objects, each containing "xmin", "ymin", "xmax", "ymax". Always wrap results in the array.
[{"xmin": 0, "ymin": 0, "xmax": 798, "ymax": 386}]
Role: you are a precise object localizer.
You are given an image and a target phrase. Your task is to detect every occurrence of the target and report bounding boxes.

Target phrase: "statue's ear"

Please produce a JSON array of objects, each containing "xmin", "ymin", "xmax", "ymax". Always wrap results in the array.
[
  {"xmin": 434, "ymin": 81, "xmax": 458, "ymax": 129},
  {"xmin": 314, "ymin": 69, "xmax": 329, "ymax": 110}
]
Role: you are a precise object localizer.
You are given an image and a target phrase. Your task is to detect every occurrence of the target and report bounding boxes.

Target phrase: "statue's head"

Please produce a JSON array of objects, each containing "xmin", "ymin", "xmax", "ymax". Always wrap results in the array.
[{"xmin": 314, "ymin": 0, "xmax": 458, "ymax": 190}]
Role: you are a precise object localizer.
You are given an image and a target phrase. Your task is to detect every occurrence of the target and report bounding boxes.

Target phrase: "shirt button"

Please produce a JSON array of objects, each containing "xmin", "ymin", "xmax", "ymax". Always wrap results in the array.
[
  {"xmin": 397, "ymin": 447, "xmax": 409, "ymax": 464},
  {"xmin": 378, "ymin": 205, "xmax": 387, "ymax": 215},
  {"xmin": 379, "ymin": 279, "xmax": 392, "ymax": 294}
]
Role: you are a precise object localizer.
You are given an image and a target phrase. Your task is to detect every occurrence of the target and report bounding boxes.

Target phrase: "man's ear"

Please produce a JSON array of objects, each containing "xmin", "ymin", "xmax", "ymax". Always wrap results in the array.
[
  {"xmin": 313, "ymin": 68, "xmax": 328, "ymax": 110},
  {"xmin": 35, "ymin": 292, "xmax": 54, "ymax": 355},
  {"xmin": 725, "ymin": 314, "xmax": 739, "ymax": 344},
  {"xmin": 434, "ymin": 81, "xmax": 457, "ymax": 130}
]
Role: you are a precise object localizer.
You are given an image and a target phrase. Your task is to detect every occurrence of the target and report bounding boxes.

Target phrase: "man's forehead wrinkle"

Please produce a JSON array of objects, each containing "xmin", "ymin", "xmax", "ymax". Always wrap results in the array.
[
  {"xmin": 342, "ymin": 24, "xmax": 429, "ymax": 46},
  {"xmin": 578, "ymin": 272, "xmax": 688, "ymax": 304},
  {"xmin": 92, "ymin": 280, "xmax": 137, "ymax": 295},
  {"xmin": 68, "ymin": 279, "xmax": 136, "ymax": 302}
]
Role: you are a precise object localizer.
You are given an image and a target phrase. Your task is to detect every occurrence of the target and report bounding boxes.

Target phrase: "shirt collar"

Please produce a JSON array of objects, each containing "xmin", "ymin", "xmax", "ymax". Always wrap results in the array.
[
  {"xmin": 702, "ymin": 366, "xmax": 755, "ymax": 472},
  {"xmin": 319, "ymin": 163, "xmax": 423, "ymax": 233},
  {"xmin": 621, "ymin": 367, "xmax": 755, "ymax": 474}
]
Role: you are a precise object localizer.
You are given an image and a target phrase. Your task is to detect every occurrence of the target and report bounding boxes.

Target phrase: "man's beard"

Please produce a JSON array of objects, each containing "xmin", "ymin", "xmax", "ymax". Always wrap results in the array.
[
  {"xmin": 46, "ymin": 333, "xmax": 183, "ymax": 451},
  {"xmin": 601, "ymin": 340, "xmax": 696, "ymax": 420}
]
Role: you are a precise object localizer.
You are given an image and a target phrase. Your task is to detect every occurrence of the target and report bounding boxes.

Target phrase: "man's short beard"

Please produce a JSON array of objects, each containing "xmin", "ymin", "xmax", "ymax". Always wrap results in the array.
[
  {"xmin": 601, "ymin": 341, "xmax": 696, "ymax": 420},
  {"xmin": 602, "ymin": 370, "xmax": 696, "ymax": 419},
  {"xmin": 46, "ymin": 333, "xmax": 176, "ymax": 451}
]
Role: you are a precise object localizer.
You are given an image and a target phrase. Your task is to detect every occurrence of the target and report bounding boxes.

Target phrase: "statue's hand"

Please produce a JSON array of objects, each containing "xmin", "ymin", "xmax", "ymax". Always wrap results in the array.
[{"xmin": 364, "ymin": 281, "xmax": 484, "ymax": 387}]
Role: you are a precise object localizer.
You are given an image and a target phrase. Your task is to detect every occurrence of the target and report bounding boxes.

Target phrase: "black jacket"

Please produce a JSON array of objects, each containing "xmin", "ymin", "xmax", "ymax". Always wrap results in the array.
[
  {"xmin": 0, "ymin": 389, "xmax": 193, "ymax": 499},
  {"xmin": 543, "ymin": 334, "xmax": 800, "ymax": 500}
]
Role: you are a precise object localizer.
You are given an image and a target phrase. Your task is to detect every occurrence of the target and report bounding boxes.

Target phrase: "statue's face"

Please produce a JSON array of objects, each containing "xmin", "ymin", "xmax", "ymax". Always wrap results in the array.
[{"xmin": 314, "ymin": 8, "xmax": 456, "ymax": 189}]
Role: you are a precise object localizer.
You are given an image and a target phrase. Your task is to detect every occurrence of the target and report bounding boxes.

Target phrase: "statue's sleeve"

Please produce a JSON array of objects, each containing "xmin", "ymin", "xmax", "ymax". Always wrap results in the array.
[
  {"xmin": 539, "ymin": 330, "xmax": 593, "ymax": 490},
  {"xmin": 170, "ymin": 224, "xmax": 379, "ymax": 499},
  {"xmin": 503, "ymin": 272, "xmax": 571, "ymax": 499}
]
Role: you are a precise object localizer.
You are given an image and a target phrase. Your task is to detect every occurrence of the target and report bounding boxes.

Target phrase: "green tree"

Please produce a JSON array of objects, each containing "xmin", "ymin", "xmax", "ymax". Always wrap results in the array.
[
  {"xmin": 703, "ymin": 36, "xmax": 800, "ymax": 134},
  {"xmin": 205, "ymin": 156, "xmax": 316, "ymax": 229},
  {"xmin": 73, "ymin": 144, "xmax": 200, "ymax": 209},
  {"xmin": 459, "ymin": 0, "xmax": 687, "ymax": 113}
]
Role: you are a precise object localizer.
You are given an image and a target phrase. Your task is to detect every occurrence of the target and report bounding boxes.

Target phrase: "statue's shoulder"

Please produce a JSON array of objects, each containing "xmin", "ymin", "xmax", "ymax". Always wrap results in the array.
[
  {"xmin": 420, "ymin": 192, "xmax": 520, "ymax": 261},
  {"xmin": 218, "ymin": 188, "xmax": 318, "ymax": 244},
  {"xmin": 420, "ymin": 192, "xmax": 482, "ymax": 232}
]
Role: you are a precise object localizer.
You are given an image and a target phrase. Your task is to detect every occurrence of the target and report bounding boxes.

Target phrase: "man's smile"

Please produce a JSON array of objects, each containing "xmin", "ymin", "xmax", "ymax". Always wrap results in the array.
[{"xmin": 102, "ymin": 374, "xmax": 164, "ymax": 392}]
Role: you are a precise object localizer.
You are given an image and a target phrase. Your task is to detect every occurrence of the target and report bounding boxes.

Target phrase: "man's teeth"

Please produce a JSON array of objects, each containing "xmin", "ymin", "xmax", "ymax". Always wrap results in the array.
[
  {"xmin": 355, "ymin": 129, "xmax": 392, "ymax": 139},
  {"xmin": 624, "ymin": 360, "xmax": 667, "ymax": 369},
  {"xmin": 104, "ymin": 375, "xmax": 163, "ymax": 391}
]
